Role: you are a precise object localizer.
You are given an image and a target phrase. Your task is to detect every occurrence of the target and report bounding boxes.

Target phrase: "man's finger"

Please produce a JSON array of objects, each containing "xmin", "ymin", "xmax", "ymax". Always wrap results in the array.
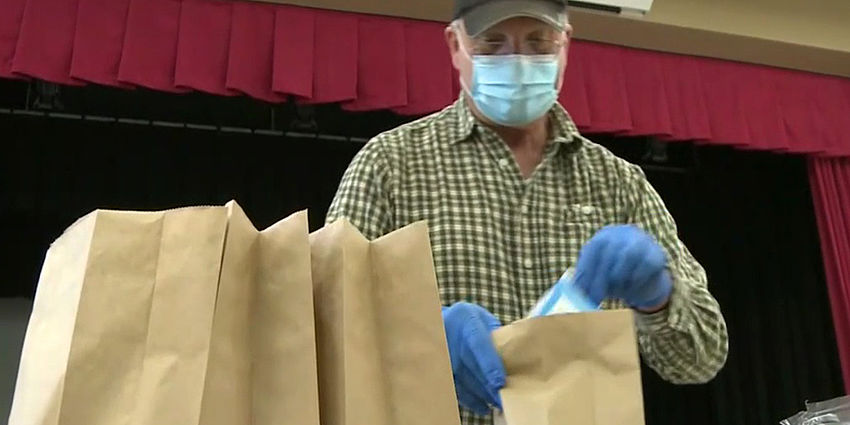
[
  {"xmin": 589, "ymin": 239, "xmax": 617, "ymax": 303},
  {"xmin": 574, "ymin": 238, "xmax": 607, "ymax": 304},
  {"xmin": 611, "ymin": 237, "xmax": 643, "ymax": 290},
  {"xmin": 631, "ymin": 243, "xmax": 667, "ymax": 286}
]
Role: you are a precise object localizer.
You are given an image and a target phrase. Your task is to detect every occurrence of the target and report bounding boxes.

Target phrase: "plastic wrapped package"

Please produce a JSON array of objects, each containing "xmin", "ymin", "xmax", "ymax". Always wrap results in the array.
[
  {"xmin": 781, "ymin": 395, "xmax": 850, "ymax": 425},
  {"xmin": 526, "ymin": 269, "xmax": 599, "ymax": 318}
]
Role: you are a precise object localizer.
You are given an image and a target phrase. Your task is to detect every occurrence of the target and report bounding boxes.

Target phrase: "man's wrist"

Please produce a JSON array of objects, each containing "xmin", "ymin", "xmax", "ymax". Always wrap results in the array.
[
  {"xmin": 635, "ymin": 270, "xmax": 673, "ymax": 313},
  {"xmin": 634, "ymin": 271, "xmax": 685, "ymax": 335},
  {"xmin": 637, "ymin": 298, "xmax": 670, "ymax": 314}
]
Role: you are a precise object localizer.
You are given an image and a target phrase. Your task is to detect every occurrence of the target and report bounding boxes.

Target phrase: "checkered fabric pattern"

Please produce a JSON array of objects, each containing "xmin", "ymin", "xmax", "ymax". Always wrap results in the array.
[{"xmin": 326, "ymin": 97, "xmax": 728, "ymax": 425}]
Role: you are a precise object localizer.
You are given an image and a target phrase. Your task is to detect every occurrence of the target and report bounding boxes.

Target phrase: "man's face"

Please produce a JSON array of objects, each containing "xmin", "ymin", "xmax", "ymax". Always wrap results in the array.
[{"xmin": 445, "ymin": 16, "xmax": 573, "ymax": 92}]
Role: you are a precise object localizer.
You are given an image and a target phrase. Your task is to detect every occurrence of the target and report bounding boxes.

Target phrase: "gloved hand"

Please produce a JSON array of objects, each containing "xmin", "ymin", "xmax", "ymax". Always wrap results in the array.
[
  {"xmin": 442, "ymin": 302, "xmax": 506, "ymax": 415},
  {"xmin": 573, "ymin": 225, "xmax": 673, "ymax": 311}
]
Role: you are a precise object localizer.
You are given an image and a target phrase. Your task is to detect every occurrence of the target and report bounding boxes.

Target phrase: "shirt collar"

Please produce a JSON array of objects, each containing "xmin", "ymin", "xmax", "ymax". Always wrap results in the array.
[{"xmin": 447, "ymin": 94, "xmax": 582, "ymax": 148}]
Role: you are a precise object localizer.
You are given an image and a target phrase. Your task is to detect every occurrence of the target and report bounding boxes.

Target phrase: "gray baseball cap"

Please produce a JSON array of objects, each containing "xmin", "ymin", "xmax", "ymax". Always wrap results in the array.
[{"xmin": 453, "ymin": 0, "xmax": 568, "ymax": 37}]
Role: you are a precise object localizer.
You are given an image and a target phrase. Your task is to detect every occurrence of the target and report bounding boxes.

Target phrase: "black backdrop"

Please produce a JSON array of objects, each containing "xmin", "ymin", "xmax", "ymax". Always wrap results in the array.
[{"xmin": 0, "ymin": 80, "xmax": 844, "ymax": 424}]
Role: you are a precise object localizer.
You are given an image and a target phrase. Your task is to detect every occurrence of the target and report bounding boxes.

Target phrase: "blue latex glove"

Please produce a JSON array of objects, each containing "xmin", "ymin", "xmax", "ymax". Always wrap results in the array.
[
  {"xmin": 573, "ymin": 225, "xmax": 673, "ymax": 310},
  {"xmin": 442, "ymin": 302, "xmax": 506, "ymax": 415}
]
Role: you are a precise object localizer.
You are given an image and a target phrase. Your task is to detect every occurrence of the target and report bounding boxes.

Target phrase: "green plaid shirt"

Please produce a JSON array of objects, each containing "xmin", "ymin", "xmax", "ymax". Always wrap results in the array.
[{"xmin": 327, "ymin": 97, "xmax": 728, "ymax": 425}]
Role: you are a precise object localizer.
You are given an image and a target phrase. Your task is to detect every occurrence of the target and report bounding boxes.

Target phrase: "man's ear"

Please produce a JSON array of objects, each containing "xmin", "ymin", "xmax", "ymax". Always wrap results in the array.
[
  {"xmin": 561, "ymin": 23, "xmax": 574, "ymax": 59},
  {"xmin": 556, "ymin": 24, "xmax": 572, "ymax": 91},
  {"xmin": 445, "ymin": 25, "xmax": 462, "ymax": 70}
]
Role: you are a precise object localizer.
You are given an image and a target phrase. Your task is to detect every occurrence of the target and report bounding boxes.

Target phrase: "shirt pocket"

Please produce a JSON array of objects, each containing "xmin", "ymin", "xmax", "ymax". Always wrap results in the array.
[
  {"xmin": 554, "ymin": 203, "xmax": 612, "ymax": 264},
  {"xmin": 564, "ymin": 203, "xmax": 608, "ymax": 231}
]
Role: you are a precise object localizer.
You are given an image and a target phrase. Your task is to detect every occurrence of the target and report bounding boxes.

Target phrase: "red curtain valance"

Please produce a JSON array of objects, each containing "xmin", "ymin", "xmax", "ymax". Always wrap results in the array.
[{"xmin": 2, "ymin": 0, "xmax": 850, "ymax": 156}]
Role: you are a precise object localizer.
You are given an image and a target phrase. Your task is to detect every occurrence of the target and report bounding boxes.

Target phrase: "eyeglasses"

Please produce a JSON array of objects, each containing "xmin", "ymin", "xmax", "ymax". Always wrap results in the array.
[{"xmin": 468, "ymin": 35, "xmax": 566, "ymax": 56}]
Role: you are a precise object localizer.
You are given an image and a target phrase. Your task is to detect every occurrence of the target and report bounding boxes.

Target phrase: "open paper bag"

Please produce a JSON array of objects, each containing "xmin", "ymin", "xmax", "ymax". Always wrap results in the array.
[{"xmin": 493, "ymin": 310, "xmax": 646, "ymax": 425}]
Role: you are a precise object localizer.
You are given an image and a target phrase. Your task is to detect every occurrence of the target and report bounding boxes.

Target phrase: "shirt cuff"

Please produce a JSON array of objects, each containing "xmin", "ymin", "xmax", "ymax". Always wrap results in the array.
[{"xmin": 635, "ymin": 276, "xmax": 690, "ymax": 335}]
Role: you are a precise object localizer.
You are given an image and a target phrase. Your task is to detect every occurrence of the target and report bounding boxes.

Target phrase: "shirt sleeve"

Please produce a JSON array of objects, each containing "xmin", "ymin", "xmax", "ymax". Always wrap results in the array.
[
  {"xmin": 625, "ymin": 165, "xmax": 729, "ymax": 384},
  {"xmin": 325, "ymin": 139, "xmax": 395, "ymax": 241}
]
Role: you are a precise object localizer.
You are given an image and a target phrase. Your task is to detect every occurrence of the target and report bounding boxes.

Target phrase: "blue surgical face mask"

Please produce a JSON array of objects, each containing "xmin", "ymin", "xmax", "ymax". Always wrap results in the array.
[{"xmin": 459, "ymin": 40, "xmax": 562, "ymax": 127}]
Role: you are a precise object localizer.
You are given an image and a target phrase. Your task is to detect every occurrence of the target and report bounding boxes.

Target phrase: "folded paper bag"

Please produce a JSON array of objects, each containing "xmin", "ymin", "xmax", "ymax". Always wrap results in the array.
[
  {"xmin": 492, "ymin": 310, "xmax": 646, "ymax": 425},
  {"xmin": 309, "ymin": 219, "xmax": 460, "ymax": 425},
  {"xmin": 8, "ymin": 202, "xmax": 320, "ymax": 425}
]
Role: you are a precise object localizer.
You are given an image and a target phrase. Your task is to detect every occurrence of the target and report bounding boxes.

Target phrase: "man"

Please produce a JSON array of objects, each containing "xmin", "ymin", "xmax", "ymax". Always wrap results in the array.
[{"xmin": 326, "ymin": 0, "xmax": 729, "ymax": 423}]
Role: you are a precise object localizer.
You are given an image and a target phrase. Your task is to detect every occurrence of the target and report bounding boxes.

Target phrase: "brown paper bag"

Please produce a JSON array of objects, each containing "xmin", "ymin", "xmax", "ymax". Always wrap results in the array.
[
  {"xmin": 9, "ymin": 202, "xmax": 320, "ymax": 425},
  {"xmin": 9, "ymin": 206, "xmax": 228, "ymax": 425},
  {"xmin": 195, "ymin": 204, "xmax": 319, "ymax": 425},
  {"xmin": 492, "ymin": 310, "xmax": 645, "ymax": 425},
  {"xmin": 309, "ymin": 219, "xmax": 461, "ymax": 425}
]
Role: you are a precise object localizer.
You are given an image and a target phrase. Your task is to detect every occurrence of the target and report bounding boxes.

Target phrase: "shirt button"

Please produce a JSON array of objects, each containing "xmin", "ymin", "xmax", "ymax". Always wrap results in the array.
[
  {"xmin": 498, "ymin": 158, "xmax": 511, "ymax": 169},
  {"xmin": 523, "ymin": 258, "xmax": 534, "ymax": 269},
  {"xmin": 581, "ymin": 205, "xmax": 596, "ymax": 215}
]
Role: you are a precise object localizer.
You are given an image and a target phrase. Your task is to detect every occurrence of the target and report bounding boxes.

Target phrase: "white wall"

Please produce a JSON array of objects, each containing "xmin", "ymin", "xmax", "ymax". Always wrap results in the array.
[{"xmin": 0, "ymin": 298, "xmax": 32, "ymax": 422}]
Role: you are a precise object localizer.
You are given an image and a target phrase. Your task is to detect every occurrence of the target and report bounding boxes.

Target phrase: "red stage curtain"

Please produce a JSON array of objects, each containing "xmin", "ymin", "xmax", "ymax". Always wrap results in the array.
[
  {"xmin": 174, "ymin": 0, "xmax": 239, "ymax": 96},
  {"xmin": 0, "ymin": 0, "xmax": 28, "ymax": 79},
  {"xmin": 10, "ymin": 0, "xmax": 83, "ymax": 85},
  {"xmin": 809, "ymin": 157, "xmax": 850, "ymax": 394},
  {"xmin": 226, "ymin": 2, "xmax": 284, "ymax": 102},
  {"xmin": 1, "ymin": 0, "xmax": 850, "ymax": 156},
  {"xmin": 118, "ymin": 0, "xmax": 188, "ymax": 92},
  {"xmin": 71, "ymin": 0, "xmax": 133, "ymax": 88}
]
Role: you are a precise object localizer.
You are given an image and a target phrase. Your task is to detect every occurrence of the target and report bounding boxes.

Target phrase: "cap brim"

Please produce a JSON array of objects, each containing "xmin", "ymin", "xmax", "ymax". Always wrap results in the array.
[{"xmin": 463, "ymin": 0, "xmax": 566, "ymax": 37}]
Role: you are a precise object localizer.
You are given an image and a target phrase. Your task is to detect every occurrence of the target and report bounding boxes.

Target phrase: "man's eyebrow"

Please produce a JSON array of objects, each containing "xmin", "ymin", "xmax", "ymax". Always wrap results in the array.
[
  {"xmin": 527, "ymin": 28, "xmax": 556, "ymax": 38},
  {"xmin": 478, "ymin": 31, "xmax": 507, "ymax": 39}
]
